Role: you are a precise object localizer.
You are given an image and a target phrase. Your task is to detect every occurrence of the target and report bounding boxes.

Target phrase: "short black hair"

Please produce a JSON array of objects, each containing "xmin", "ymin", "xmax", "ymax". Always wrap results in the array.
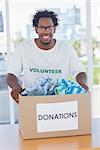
[{"xmin": 32, "ymin": 9, "xmax": 59, "ymax": 27}]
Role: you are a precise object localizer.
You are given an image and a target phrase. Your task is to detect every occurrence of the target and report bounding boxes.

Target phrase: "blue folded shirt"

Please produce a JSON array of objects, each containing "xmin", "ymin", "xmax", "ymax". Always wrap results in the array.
[{"xmin": 54, "ymin": 79, "xmax": 86, "ymax": 95}]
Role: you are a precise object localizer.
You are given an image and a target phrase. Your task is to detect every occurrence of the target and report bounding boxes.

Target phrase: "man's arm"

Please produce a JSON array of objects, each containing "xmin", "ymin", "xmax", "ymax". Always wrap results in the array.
[
  {"xmin": 76, "ymin": 72, "xmax": 89, "ymax": 91},
  {"xmin": 7, "ymin": 73, "xmax": 22, "ymax": 103}
]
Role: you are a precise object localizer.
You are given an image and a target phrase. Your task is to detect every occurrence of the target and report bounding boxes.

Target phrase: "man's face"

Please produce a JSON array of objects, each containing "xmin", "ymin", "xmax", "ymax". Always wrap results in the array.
[{"xmin": 35, "ymin": 17, "xmax": 56, "ymax": 44}]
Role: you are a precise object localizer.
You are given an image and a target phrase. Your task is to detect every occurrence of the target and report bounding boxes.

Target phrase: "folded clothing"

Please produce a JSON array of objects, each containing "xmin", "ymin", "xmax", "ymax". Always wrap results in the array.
[
  {"xmin": 54, "ymin": 79, "xmax": 86, "ymax": 95},
  {"xmin": 20, "ymin": 77, "xmax": 86, "ymax": 96},
  {"xmin": 20, "ymin": 76, "xmax": 57, "ymax": 96}
]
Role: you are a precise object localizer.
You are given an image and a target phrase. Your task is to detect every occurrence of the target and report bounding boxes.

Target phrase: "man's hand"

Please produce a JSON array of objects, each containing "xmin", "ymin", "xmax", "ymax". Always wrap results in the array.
[
  {"xmin": 11, "ymin": 87, "xmax": 22, "ymax": 103},
  {"xmin": 78, "ymin": 82, "xmax": 89, "ymax": 91},
  {"xmin": 7, "ymin": 73, "xmax": 22, "ymax": 103},
  {"xmin": 76, "ymin": 72, "xmax": 89, "ymax": 91}
]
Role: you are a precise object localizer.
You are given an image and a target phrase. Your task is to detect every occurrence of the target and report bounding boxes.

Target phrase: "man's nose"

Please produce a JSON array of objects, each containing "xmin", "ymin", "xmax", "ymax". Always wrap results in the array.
[
  {"xmin": 44, "ymin": 27, "xmax": 48, "ymax": 30},
  {"xmin": 44, "ymin": 28, "xmax": 49, "ymax": 33}
]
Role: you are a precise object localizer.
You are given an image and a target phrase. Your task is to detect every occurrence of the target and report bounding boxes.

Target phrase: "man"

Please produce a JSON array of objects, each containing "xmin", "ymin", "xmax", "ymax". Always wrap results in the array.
[{"xmin": 7, "ymin": 10, "xmax": 88, "ymax": 103}]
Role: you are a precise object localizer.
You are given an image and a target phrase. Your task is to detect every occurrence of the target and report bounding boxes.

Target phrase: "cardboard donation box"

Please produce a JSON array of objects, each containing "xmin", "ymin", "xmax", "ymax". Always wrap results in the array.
[{"xmin": 19, "ymin": 92, "xmax": 91, "ymax": 139}]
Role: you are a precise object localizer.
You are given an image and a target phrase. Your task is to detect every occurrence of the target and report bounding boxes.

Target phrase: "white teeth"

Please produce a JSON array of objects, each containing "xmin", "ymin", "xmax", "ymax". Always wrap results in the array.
[{"xmin": 43, "ymin": 36, "xmax": 49, "ymax": 39}]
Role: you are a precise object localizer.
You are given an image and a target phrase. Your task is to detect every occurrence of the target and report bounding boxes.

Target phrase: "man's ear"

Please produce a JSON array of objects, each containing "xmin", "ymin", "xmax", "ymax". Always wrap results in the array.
[
  {"xmin": 35, "ymin": 27, "xmax": 38, "ymax": 33},
  {"xmin": 54, "ymin": 26, "xmax": 56, "ymax": 33}
]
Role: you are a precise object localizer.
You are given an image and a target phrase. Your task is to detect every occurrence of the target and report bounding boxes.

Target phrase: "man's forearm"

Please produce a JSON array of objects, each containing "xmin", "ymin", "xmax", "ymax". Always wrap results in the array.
[
  {"xmin": 7, "ymin": 73, "xmax": 22, "ymax": 102},
  {"xmin": 7, "ymin": 73, "xmax": 22, "ymax": 92},
  {"xmin": 76, "ymin": 72, "xmax": 87, "ymax": 84}
]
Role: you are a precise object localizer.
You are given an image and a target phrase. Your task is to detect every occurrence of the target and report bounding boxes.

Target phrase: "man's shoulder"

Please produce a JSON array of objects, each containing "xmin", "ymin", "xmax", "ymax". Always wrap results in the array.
[
  {"xmin": 16, "ymin": 39, "xmax": 31, "ymax": 47},
  {"xmin": 14, "ymin": 39, "xmax": 32, "ymax": 53},
  {"xmin": 57, "ymin": 39, "xmax": 72, "ymax": 48}
]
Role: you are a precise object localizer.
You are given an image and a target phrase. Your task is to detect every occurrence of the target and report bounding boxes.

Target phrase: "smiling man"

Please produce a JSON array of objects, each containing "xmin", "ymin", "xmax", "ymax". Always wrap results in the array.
[{"xmin": 7, "ymin": 10, "xmax": 88, "ymax": 103}]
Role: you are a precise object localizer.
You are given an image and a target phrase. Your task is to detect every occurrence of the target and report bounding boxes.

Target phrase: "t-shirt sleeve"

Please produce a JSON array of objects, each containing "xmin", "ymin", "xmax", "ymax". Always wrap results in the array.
[
  {"xmin": 68, "ymin": 44, "xmax": 86, "ymax": 79},
  {"xmin": 7, "ymin": 44, "xmax": 23, "ymax": 78}
]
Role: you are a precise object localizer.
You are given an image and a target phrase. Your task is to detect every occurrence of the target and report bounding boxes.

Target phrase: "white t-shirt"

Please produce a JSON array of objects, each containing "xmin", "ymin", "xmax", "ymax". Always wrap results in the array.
[{"xmin": 8, "ymin": 39, "xmax": 85, "ymax": 88}]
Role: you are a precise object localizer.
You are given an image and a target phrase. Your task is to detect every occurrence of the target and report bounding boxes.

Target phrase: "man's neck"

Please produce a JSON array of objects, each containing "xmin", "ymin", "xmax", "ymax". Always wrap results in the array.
[{"xmin": 34, "ymin": 38, "xmax": 56, "ymax": 50}]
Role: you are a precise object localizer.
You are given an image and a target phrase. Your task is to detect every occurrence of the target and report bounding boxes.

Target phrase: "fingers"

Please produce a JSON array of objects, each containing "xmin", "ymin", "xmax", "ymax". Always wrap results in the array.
[
  {"xmin": 81, "ymin": 84, "xmax": 89, "ymax": 92},
  {"xmin": 11, "ymin": 90, "xmax": 19, "ymax": 103}
]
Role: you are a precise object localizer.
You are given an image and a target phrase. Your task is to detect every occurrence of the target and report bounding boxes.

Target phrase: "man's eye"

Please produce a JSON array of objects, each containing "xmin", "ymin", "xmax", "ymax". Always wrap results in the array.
[{"xmin": 48, "ymin": 26, "xmax": 51, "ymax": 29}]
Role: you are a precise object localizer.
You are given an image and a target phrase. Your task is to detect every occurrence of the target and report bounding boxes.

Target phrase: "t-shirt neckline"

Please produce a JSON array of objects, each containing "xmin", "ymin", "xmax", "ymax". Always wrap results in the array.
[{"xmin": 31, "ymin": 39, "xmax": 58, "ymax": 53}]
